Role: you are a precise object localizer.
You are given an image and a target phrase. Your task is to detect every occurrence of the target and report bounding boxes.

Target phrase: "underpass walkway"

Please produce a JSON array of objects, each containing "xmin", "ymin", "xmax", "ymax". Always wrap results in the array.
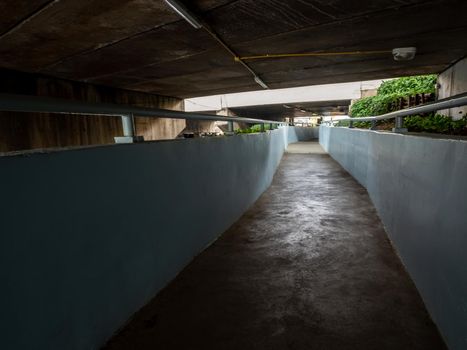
[{"xmin": 104, "ymin": 141, "xmax": 445, "ymax": 350}]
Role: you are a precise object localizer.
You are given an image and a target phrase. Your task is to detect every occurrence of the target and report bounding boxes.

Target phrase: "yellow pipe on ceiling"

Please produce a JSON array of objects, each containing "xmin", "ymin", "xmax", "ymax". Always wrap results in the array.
[{"xmin": 234, "ymin": 50, "xmax": 392, "ymax": 62}]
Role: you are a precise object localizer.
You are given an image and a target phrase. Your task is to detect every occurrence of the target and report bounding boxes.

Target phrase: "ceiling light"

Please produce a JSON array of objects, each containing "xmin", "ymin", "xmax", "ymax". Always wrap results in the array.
[
  {"xmin": 392, "ymin": 47, "xmax": 417, "ymax": 61},
  {"xmin": 254, "ymin": 76, "xmax": 269, "ymax": 89},
  {"xmin": 164, "ymin": 0, "xmax": 203, "ymax": 29}
]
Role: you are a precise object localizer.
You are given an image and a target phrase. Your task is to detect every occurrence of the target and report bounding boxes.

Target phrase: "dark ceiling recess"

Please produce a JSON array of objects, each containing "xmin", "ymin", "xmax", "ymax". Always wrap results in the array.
[{"xmin": 0, "ymin": 0, "xmax": 466, "ymax": 98}]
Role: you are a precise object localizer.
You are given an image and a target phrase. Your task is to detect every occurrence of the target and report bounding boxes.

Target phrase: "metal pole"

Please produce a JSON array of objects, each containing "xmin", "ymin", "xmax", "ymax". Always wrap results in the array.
[
  {"xmin": 226, "ymin": 121, "xmax": 234, "ymax": 136},
  {"xmin": 115, "ymin": 113, "xmax": 144, "ymax": 143},
  {"xmin": 261, "ymin": 123, "xmax": 265, "ymax": 132},
  {"xmin": 392, "ymin": 116, "xmax": 407, "ymax": 133},
  {"xmin": 349, "ymin": 120, "xmax": 354, "ymax": 128},
  {"xmin": 2, "ymin": 91, "xmax": 466, "ymax": 132},
  {"xmin": 0, "ymin": 93, "xmax": 284, "ymax": 126},
  {"xmin": 121, "ymin": 114, "xmax": 135, "ymax": 137},
  {"xmin": 269, "ymin": 123, "xmax": 273, "ymax": 130},
  {"xmin": 322, "ymin": 92, "xmax": 467, "ymax": 124}
]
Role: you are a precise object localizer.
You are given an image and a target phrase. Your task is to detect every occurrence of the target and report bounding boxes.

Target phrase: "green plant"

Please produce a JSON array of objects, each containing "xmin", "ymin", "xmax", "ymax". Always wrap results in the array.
[
  {"xmin": 235, "ymin": 123, "xmax": 278, "ymax": 134},
  {"xmin": 377, "ymin": 75, "xmax": 436, "ymax": 96},
  {"xmin": 350, "ymin": 93, "xmax": 406, "ymax": 117},
  {"xmin": 404, "ymin": 114, "xmax": 467, "ymax": 134},
  {"xmin": 350, "ymin": 75, "xmax": 437, "ymax": 119},
  {"xmin": 345, "ymin": 74, "xmax": 466, "ymax": 135}
]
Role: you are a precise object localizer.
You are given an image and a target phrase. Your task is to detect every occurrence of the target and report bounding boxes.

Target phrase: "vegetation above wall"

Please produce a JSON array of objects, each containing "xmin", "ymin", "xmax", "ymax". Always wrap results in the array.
[
  {"xmin": 349, "ymin": 75, "xmax": 467, "ymax": 135},
  {"xmin": 235, "ymin": 124, "xmax": 278, "ymax": 134},
  {"xmin": 377, "ymin": 75, "xmax": 437, "ymax": 96},
  {"xmin": 404, "ymin": 114, "xmax": 467, "ymax": 134},
  {"xmin": 351, "ymin": 75, "xmax": 436, "ymax": 118}
]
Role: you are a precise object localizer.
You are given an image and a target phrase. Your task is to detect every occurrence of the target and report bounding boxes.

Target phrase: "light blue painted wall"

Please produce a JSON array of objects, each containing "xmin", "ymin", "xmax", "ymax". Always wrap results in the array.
[
  {"xmin": 0, "ymin": 126, "xmax": 315, "ymax": 350},
  {"xmin": 320, "ymin": 126, "xmax": 467, "ymax": 350},
  {"xmin": 287, "ymin": 125, "xmax": 318, "ymax": 144}
]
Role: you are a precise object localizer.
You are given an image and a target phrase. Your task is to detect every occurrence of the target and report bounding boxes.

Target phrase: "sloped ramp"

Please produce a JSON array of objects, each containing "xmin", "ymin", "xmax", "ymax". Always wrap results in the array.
[{"xmin": 103, "ymin": 142, "xmax": 445, "ymax": 350}]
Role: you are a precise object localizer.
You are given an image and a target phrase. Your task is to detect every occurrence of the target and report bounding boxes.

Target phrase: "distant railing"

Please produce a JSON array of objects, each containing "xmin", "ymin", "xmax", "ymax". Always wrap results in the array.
[
  {"xmin": 323, "ymin": 92, "xmax": 467, "ymax": 132},
  {"xmin": 0, "ymin": 93, "xmax": 285, "ymax": 143}
]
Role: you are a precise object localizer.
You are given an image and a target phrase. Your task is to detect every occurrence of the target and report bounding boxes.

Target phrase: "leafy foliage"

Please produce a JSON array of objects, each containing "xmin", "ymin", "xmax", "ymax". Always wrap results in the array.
[
  {"xmin": 404, "ymin": 115, "xmax": 467, "ymax": 134},
  {"xmin": 377, "ymin": 75, "xmax": 437, "ymax": 96},
  {"xmin": 350, "ymin": 75, "xmax": 437, "ymax": 118},
  {"xmin": 235, "ymin": 124, "xmax": 278, "ymax": 134},
  {"xmin": 346, "ymin": 74, "xmax": 467, "ymax": 135},
  {"xmin": 350, "ymin": 93, "xmax": 406, "ymax": 117}
]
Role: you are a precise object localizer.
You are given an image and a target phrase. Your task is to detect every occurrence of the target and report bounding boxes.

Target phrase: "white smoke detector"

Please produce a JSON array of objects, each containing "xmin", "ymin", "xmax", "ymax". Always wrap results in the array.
[{"xmin": 392, "ymin": 47, "xmax": 417, "ymax": 61}]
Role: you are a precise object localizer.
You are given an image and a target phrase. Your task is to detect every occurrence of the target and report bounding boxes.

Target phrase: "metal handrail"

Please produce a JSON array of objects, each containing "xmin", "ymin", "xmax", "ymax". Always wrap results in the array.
[
  {"xmin": 0, "ymin": 93, "xmax": 285, "ymax": 142},
  {"xmin": 0, "ymin": 93, "xmax": 283, "ymax": 125},
  {"xmin": 324, "ymin": 92, "xmax": 467, "ymax": 126}
]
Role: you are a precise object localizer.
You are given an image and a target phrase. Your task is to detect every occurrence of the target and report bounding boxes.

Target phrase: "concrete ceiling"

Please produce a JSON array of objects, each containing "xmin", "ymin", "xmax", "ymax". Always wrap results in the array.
[
  {"xmin": 230, "ymin": 100, "xmax": 350, "ymax": 120},
  {"xmin": 0, "ymin": 0, "xmax": 466, "ymax": 98}
]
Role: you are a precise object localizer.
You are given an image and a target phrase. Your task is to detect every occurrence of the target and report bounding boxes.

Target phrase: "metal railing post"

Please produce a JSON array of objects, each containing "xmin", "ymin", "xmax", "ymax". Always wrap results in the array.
[
  {"xmin": 269, "ymin": 123, "xmax": 273, "ymax": 130},
  {"xmin": 392, "ymin": 116, "xmax": 408, "ymax": 133},
  {"xmin": 225, "ymin": 120, "xmax": 234, "ymax": 136},
  {"xmin": 115, "ymin": 113, "xmax": 144, "ymax": 143},
  {"xmin": 349, "ymin": 120, "xmax": 354, "ymax": 128},
  {"xmin": 261, "ymin": 123, "xmax": 265, "ymax": 132},
  {"xmin": 121, "ymin": 114, "xmax": 135, "ymax": 137}
]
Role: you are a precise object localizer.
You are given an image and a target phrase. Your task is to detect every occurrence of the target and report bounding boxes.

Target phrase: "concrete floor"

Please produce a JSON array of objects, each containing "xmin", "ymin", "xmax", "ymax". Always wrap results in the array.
[
  {"xmin": 286, "ymin": 141, "xmax": 326, "ymax": 154},
  {"xmin": 103, "ymin": 142, "xmax": 445, "ymax": 350}
]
